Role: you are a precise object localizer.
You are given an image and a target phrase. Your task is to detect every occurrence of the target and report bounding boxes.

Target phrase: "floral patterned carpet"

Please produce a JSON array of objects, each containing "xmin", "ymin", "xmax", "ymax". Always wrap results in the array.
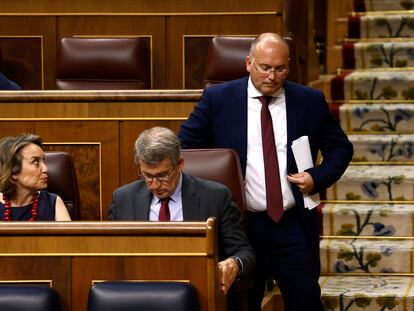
[{"xmin": 321, "ymin": 0, "xmax": 414, "ymax": 310}]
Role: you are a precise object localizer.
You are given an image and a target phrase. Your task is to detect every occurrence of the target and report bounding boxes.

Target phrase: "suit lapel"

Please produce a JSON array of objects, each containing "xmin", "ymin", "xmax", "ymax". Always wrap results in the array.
[
  {"xmin": 134, "ymin": 185, "xmax": 152, "ymax": 220},
  {"xmin": 284, "ymin": 81, "xmax": 300, "ymax": 172},
  {"xmin": 232, "ymin": 77, "xmax": 249, "ymax": 174},
  {"xmin": 181, "ymin": 174, "xmax": 200, "ymax": 220}
]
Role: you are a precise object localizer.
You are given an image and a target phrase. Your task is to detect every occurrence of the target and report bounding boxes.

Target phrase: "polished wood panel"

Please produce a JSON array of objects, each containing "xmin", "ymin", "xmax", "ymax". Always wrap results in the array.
[
  {"xmin": 0, "ymin": 0, "xmax": 281, "ymax": 13},
  {"xmin": 0, "ymin": 90, "xmax": 199, "ymax": 117},
  {"xmin": 284, "ymin": 0, "xmax": 320, "ymax": 83},
  {"xmin": 184, "ymin": 37, "xmax": 211, "ymax": 89},
  {"xmin": 44, "ymin": 144, "xmax": 100, "ymax": 220},
  {"xmin": 0, "ymin": 16, "xmax": 56, "ymax": 89},
  {"xmin": 326, "ymin": 0, "xmax": 353, "ymax": 73},
  {"xmin": 0, "ymin": 220, "xmax": 221, "ymax": 311},
  {"xmin": 0, "ymin": 257, "xmax": 71, "ymax": 310},
  {"xmin": 0, "ymin": 37, "xmax": 42, "ymax": 89}
]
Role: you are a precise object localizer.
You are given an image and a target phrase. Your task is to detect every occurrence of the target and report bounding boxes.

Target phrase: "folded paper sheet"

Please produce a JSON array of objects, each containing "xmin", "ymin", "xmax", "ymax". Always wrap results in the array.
[{"xmin": 291, "ymin": 136, "xmax": 320, "ymax": 210}]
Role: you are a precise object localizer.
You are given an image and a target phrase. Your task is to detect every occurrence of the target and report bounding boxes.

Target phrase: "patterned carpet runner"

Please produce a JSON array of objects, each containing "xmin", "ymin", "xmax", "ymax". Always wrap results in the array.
[{"xmin": 321, "ymin": 0, "xmax": 414, "ymax": 309}]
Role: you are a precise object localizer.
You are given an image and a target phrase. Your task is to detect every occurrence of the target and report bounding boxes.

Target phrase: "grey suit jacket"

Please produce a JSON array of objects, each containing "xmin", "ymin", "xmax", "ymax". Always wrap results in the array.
[{"xmin": 108, "ymin": 173, "xmax": 255, "ymax": 279}]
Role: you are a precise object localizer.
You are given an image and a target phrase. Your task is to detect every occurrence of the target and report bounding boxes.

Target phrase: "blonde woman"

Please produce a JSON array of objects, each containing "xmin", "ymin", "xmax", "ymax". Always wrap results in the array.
[{"xmin": 0, "ymin": 134, "xmax": 71, "ymax": 221}]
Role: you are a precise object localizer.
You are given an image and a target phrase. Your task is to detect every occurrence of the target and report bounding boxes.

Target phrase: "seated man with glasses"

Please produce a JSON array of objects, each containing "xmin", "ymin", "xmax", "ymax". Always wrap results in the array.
[{"xmin": 108, "ymin": 126, "xmax": 255, "ymax": 305}]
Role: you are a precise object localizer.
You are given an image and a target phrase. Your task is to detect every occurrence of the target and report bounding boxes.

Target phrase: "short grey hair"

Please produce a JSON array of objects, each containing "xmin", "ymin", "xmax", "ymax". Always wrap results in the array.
[
  {"xmin": 134, "ymin": 127, "xmax": 181, "ymax": 166},
  {"xmin": 249, "ymin": 33, "xmax": 289, "ymax": 58}
]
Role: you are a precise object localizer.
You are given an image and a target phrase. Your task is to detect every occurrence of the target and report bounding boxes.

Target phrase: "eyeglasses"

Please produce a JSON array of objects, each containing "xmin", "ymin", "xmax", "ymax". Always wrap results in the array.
[
  {"xmin": 140, "ymin": 166, "xmax": 176, "ymax": 184},
  {"xmin": 251, "ymin": 58, "xmax": 289, "ymax": 76}
]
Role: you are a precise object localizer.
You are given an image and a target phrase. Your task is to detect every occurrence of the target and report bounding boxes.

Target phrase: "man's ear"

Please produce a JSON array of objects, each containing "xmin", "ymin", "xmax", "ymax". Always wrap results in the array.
[
  {"xmin": 178, "ymin": 158, "xmax": 184, "ymax": 170},
  {"xmin": 246, "ymin": 56, "xmax": 252, "ymax": 73}
]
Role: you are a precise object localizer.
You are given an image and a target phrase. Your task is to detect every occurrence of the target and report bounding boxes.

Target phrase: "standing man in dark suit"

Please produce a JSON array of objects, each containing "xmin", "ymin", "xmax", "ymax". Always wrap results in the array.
[
  {"xmin": 179, "ymin": 33, "xmax": 353, "ymax": 310},
  {"xmin": 109, "ymin": 126, "xmax": 255, "ymax": 302}
]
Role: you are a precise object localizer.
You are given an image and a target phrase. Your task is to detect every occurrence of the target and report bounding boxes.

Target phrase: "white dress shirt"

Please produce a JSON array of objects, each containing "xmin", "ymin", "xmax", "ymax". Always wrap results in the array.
[
  {"xmin": 245, "ymin": 78, "xmax": 295, "ymax": 212},
  {"xmin": 149, "ymin": 173, "xmax": 184, "ymax": 221}
]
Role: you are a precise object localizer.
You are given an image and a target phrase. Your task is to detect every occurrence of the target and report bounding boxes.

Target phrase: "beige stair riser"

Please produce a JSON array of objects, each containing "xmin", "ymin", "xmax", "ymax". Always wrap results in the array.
[
  {"xmin": 322, "ymin": 203, "xmax": 414, "ymax": 237},
  {"xmin": 326, "ymin": 165, "xmax": 414, "ymax": 202},
  {"xmin": 340, "ymin": 104, "xmax": 414, "ymax": 132},
  {"xmin": 320, "ymin": 276, "xmax": 414, "ymax": 311},
  {"xmin": 349, "ymin": 134, "xmax": 414, "ymax": 162},
  {"xmin": 344, "ymin": 71, "xmax": 414, "ymax": 101},
  {"xmin": 320, "ymin": 239, "xmax": 414, "ymax": 274},
  {"xmin": 360, "ymin": 14, "xmax": 414, "ymax": 38},
  {"xmin": 353, "ymin": 42, "xmax": 414, "ymax": 69}
]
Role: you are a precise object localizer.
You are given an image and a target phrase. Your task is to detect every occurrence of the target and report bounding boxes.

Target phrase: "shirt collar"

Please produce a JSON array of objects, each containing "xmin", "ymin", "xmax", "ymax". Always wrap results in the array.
[{"xmin": 247, "ymin": 76, "xmax": 285, "ymax": 99}]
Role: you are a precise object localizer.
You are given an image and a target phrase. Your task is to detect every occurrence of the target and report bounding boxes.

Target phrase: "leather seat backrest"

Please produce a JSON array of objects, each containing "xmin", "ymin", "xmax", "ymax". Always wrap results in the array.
[
  {"xmin": 0, "ymin": 286, "xmax": 60, "ymax": 311},
  {"xmin": 56, "ymin": 38, "xmax": 150, "ymax": 90},
  {"xmin": 45, "ymin": 151, "xmax": 80, "ymax": 220},
  {"xmin": 87, "ymin": 281, "xmax": 199, "ymax": 311},
  {"xmin": 181, "ymin": 148, "xmax": 246, "ymax": 216}
]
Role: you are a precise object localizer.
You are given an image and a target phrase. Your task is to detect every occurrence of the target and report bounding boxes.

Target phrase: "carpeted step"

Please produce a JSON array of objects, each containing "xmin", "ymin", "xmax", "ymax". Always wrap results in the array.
[
  {"xmin": 343, "ymin": 70, "xmax": 414, "ymax": 100},
  {"xmin": 320, "ymin": 238, "xmax": 414, "ymax": 273},
  {"xmin": 349, "ymin": 12, "xmax": 414, "ymax": 39},
  {"xmin": 322, "ymin": 203, "xmax": 414, "ymax": 237},
  {"xmin": 320, "ymin": 275, "xmax": 414, "ymax": 310},
  {"xmin": 349, "ymin": 134, "xmax": 414, "ymax": 162},
  {"xmin": 326, "ymin": 165, "xmax": 414, "ymax": 202},
  {"xmin": 339, "ymin": 103, "xmax": 414, "ymax": 133},
  {"xmin": 343, "ymin": 41, "xmax": 414, "ymax": 69}
]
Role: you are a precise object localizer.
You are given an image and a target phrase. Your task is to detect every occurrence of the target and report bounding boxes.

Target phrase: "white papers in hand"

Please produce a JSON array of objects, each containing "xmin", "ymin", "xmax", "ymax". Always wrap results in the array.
[{"xmin": 291, "ymin": 136, "xmax": 320, "ymax": 210}]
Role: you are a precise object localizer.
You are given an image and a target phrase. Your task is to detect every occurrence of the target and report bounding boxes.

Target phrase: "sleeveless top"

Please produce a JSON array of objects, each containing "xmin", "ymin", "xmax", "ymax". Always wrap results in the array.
[{"xmin": 0, "ymin": 190, "xmax": 57, "ymax": 221}]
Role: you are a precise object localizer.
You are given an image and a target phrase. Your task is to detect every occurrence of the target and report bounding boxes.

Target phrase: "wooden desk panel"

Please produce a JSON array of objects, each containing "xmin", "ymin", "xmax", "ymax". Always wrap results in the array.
[
  {"xmin": 0, "ymin": 16, "xmax": 56, "ymax": 89},
  {"xmin": 0, "ymin": 257, "xmax": 71, "ymax": 311},
  {"xmin": 72, "ymin": 257, "xmax": 209, "ymax": 311},
  {"xmin": 0, "ymin": 221, "xmax": 221, "ymax": 311}
]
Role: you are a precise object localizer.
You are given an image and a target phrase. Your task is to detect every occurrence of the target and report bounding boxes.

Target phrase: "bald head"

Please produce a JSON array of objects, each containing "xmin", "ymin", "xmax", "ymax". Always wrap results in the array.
[
  {"xmin": 249, "ymin": 33, "xmax": 289, "ymax": 58},
  {"xmin": 246, "ymin": 32, "xmax": 290, "ymax": 95}
]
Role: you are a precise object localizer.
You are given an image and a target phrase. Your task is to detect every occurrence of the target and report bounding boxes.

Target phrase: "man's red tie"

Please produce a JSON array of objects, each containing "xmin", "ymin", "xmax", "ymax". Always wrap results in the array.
[
  {"xmin": 158, "ymin": 197, "xmax": 171, "ymax": 221},
  {"xmin": 259, "ymin": 95, "xmax": 284, "ymax": 222}
]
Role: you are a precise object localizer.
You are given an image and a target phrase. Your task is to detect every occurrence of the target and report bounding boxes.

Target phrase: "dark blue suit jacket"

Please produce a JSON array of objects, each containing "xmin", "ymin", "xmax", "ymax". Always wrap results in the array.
[
  {"xmin": 179, "ymin": 77, "xmax": 353, "ymax": 254},
  {"xmin": 0, "ymin": 73, "xmax": 21, "ymax": 90}
]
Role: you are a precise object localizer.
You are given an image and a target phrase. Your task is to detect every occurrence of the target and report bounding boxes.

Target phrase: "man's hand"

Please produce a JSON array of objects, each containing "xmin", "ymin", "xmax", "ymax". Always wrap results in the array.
[
  {"xmin": 218, "ymin": 257, "xmax": 239, "ymax": 294},
  {"xmin": 287, "ymin": 172, "xmax": 314, "ymax": 194}
]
